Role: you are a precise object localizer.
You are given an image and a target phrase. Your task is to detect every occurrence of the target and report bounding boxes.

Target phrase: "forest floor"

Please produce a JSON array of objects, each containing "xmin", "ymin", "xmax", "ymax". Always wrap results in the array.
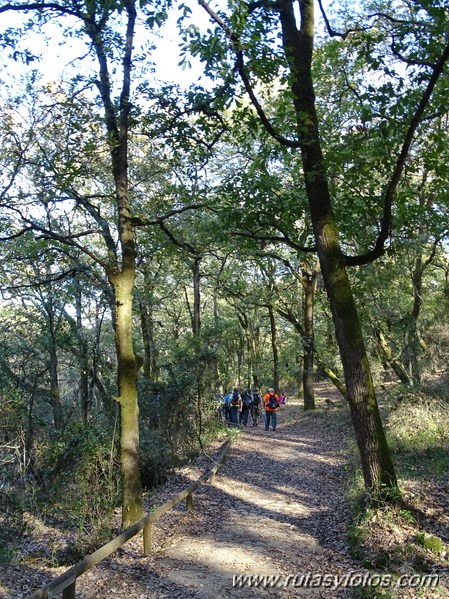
[{"xmin": 1, "ymin": 383, "xmax": 448, "ymax": 598}]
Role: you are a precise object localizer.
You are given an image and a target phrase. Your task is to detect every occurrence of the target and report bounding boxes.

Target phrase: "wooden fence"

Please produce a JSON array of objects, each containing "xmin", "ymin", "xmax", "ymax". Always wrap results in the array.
[{"xmin": 25, "ymin": 438, "xmax": 232, "ymax": 599}]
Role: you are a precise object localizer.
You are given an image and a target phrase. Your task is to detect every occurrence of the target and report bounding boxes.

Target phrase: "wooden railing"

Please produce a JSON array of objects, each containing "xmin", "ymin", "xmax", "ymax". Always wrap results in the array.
[{"xmin": 25, "ymin": 438, "xmax": 232, "ymax": 599}]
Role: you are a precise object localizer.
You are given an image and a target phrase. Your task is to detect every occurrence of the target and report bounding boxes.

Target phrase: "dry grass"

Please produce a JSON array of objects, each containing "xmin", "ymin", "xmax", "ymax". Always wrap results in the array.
[{"xmin": 348, "ymin": 379, "xmax": 449, "ymax": 598}]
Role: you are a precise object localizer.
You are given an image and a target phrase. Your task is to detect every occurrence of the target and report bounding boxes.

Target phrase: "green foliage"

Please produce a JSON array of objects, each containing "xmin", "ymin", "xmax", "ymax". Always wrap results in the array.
[
  {"xmin": 0, "ymin": 419, "xmax": 121, "ymax": 566},
  {"xmin": 414, "ymin": 532, "xmax": 445, "ymax": 556},
  {"xmin": 398, "ymin": 508, "xmax": 416, "ymax": 525},
  {"xmin": 1, "ymin": 0, "xmax": 449, "ymax": 579},
  {"xmin": 139, "ymin": 375, "xmax": 196, "ymax": 488},
  {"xmin": 40, "ymin": 423, "xmax": 120, "ymax": 563},
  {"xmin": 138, "ymin": 356, "xmax": 206, "ymax": 487},
  {"xmin": 0, "ymin": 386, "xmax": 29, "ymax": 489},
  {"xmin": 366, "ymin": 484, "xmax": 403, "ymax": 508},
  {"xmin": 0, "ymin": 494, "xmax": 25, "ymax": 564}
]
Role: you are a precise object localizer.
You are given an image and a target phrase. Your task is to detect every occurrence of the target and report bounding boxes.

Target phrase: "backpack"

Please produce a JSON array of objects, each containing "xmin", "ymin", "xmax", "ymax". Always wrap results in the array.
[
  {"xmin": 267, "ymin": 393, "xmax": 279, "ymax": 409},
  {"xmin": 242, "ymin": 392, "xmax": 252, "ymax": 407},
  {"xmin": 230, "ymin": 392, "xmax": 240, "ymax": 406},
  {"xmin": 252, "ymin": 392, "xmax": 261, "ymax": 406}
]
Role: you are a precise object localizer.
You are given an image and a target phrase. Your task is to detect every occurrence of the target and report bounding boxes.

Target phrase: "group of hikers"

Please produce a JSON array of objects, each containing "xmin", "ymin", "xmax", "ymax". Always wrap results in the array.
[{"xmin": 215, "ymin": 387, "xmax": 287, "ymax": 431}]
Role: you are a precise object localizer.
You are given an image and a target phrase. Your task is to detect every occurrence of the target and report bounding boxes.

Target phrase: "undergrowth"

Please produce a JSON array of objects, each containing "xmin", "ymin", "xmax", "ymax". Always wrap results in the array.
[
  {"xmin": 0, "ymin": 389, "xmax": 231, "ymax": 568},
  {"xmin": 347, "ymin": 379, "xmax": 449, "ymax": 598},
  {"xmin": 0, "ymin": 422, "xmax": 123, "ymax": 566}
]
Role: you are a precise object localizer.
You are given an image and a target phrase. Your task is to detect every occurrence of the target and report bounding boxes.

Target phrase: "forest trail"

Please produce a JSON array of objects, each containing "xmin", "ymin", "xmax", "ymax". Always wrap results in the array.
[{"xmin": 4, "ymin": 387, "xmax": 365, "ymax": 598}]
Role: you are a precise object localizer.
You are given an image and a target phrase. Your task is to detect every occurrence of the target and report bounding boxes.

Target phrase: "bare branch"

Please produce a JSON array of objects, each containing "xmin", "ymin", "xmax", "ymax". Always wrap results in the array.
[
  {"xmin": 69, "ymin": 192, "xmax": 118, "ymax": 265},
  {"xmin": 0, "ymin": 266, "xmax": 87, "ymax": 291},
  {"xmin": 317, "ymin": 3, "xmax": 424, "ymax": 40}
]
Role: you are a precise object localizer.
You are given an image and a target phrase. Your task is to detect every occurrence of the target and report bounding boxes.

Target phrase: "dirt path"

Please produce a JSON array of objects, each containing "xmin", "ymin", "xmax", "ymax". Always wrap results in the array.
[{"xmin": 3, "ymin": 390, "xmax": 366, "ymax": 598}]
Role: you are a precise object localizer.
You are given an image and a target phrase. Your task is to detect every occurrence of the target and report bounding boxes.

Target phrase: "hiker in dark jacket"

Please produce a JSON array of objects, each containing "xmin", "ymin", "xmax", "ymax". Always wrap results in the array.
[
  {"xmin": 229, "ymin": 388, "xmax": 241, "ymax": 424},
  {"xmin": 239, "ymin": 388, "xmax": 252, "ymax": 427},
  {"xmin": 250, "ymin": 389, "xmax": 261, "ymax": 426}
]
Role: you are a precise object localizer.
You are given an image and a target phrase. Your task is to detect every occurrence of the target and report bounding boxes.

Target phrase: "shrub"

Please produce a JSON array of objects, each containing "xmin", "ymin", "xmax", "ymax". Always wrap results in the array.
[{"xmin": 386, "ymin": 395, "xmax": 449, "ymax": 477}]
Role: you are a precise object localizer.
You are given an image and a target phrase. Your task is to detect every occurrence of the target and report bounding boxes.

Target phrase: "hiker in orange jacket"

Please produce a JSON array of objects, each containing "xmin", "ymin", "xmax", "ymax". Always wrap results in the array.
[{"xmin": 264, "ymin": 388, "xmax": 279, "ymax": 432}]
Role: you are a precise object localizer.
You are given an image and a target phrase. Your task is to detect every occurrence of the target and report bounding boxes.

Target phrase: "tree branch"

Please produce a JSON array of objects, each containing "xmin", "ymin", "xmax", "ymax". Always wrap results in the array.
[
  {"xmin": 0, "ymin": 266, "xmax": 87, "ymax": 291},
  {"xmin": 317, "ymin": 3, "xmax": 424, "ymax": 40},
  {"xmin": 132, "ymin": 203, "xmax": 206, "ymax": 226},
  {"xmin": 0, "ymin": 1, "xmax": 87, "ymax": 21},
  {"xmin": 345, "ymin": 39, "xmax": 449, "ymax": 266},
  {"xmin": 69, "ymin": 192, "xmax": 118, "ymax": 265},
  {"xmin": 157, "ymin": 221, "xmax": 200, "ymax": 259},
  {"xmin": 234, "ymin": 229, "xmax": 316, "ymax": 253},
  {"xmin": 197, "ymin": 0, "xmax": 300, "ymax": 148}
]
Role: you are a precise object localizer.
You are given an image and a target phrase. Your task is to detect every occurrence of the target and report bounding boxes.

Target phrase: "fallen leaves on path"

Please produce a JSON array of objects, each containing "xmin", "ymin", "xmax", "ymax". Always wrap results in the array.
[{"xmin": 2, "ymin": 385, "xmax": 448, "ymax": 598}]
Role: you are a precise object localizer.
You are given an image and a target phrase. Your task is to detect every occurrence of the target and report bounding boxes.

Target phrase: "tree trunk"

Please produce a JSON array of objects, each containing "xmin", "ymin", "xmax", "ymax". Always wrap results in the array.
[
  {"xmin": 25, "ymin": 380, "xmax": 38, "ymax": 480},
  {"xmin": 110, "ymin": 270, "xmax": 143, "ymax": 528},
  {"xmin": 89, "ymin": 302, "xmax": 111, "ymax": 415},
  {"xmin": 140, "ymin": 302, "xmax": 151, "ymax": 379},
  {"xmin": 245, "ymin": 324, "xmax": 254, "ymax": 390},
  {"xmin": 268, "ymin": 305, "xmax": 280, "ymax": 393},
  {"xmin": 252, "ymin": 322, "xmax": 261, "ymax": 390},
  {"xmin": 87, "ymin": 0, "xmax": 144, "ymax": 527},
  {"xmin": 278, "ymin": 0, "xmax": 397, "ymax": 493},
  {"xmin": 139, "ymin": 302, "xmax": 159, "ymax": 382},
  {"xmin": 192, "ymin": 256, "xmax": 201, "ymax": 337},
  {"xmin": 276, "ymin": 305, "xmax": 347, "ymax": 397},
  {"xmin": 236, "ymin": 331, "xmax": 246, "ymax": 388},
  {"xmin": 75, "ymin": 279, "xmax": 90, "ymax": 425},
  {"xmin": 237, "ymin": 310, "xmax": 256, "ymax": 390},
  {"xmin": 406, "ymin": 253, "xmax": 424, "ymax": 385},
  {"xmin": 375, "ymin": 329, "xmax": 411, "ymax": 386},
  {"xmin": 302, "ymin": 268, "xmax": 317, "ymax": 410},
  {"xmin": 47, "ymin": 307, "xmax": 64, "ymax": 431},
  {"xmin": 445, "ymin": 263, "xmax": 449, "ymax": 306}
]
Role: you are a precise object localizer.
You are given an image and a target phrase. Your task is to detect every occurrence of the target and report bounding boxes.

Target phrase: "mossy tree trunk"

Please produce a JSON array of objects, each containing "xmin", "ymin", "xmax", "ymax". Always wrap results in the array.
[
  {"xmin": 85, "ymin": 0, "xmax": 144, "ymax": 528},
  {"xmin": 109, "ymin": 269, "xmax": 143, "ymax": 528},
  {"xmin": 278, "ymin": 0, "xmax": 397, "ymax": 492},
  {"xmin": 375, "ymin": 329, "xmax": 411, "ymax": 386},
  {"xmin": 0, "ymin": 0, "xmax": 146, "ymax": 523}
]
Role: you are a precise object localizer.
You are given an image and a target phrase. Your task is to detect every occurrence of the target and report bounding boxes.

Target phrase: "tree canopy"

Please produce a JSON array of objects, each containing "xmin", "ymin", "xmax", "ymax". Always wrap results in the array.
[{"xmin": 0, "ymin": 0, "xmax": 449, "ymax": 527}]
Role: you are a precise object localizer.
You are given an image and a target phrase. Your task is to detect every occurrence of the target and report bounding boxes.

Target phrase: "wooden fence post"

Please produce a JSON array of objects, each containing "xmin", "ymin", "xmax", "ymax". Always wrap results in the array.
[
  {"xmin": 62, "ymin": 580, "xmax": 76, "ymax": 599},
  {"xmin": 25, "ymin": 438, "xmax": 232, "ymax": 599},
  {"xmin": 143, "ymin": 523, "xmax": 152, "ymax": 556}
]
